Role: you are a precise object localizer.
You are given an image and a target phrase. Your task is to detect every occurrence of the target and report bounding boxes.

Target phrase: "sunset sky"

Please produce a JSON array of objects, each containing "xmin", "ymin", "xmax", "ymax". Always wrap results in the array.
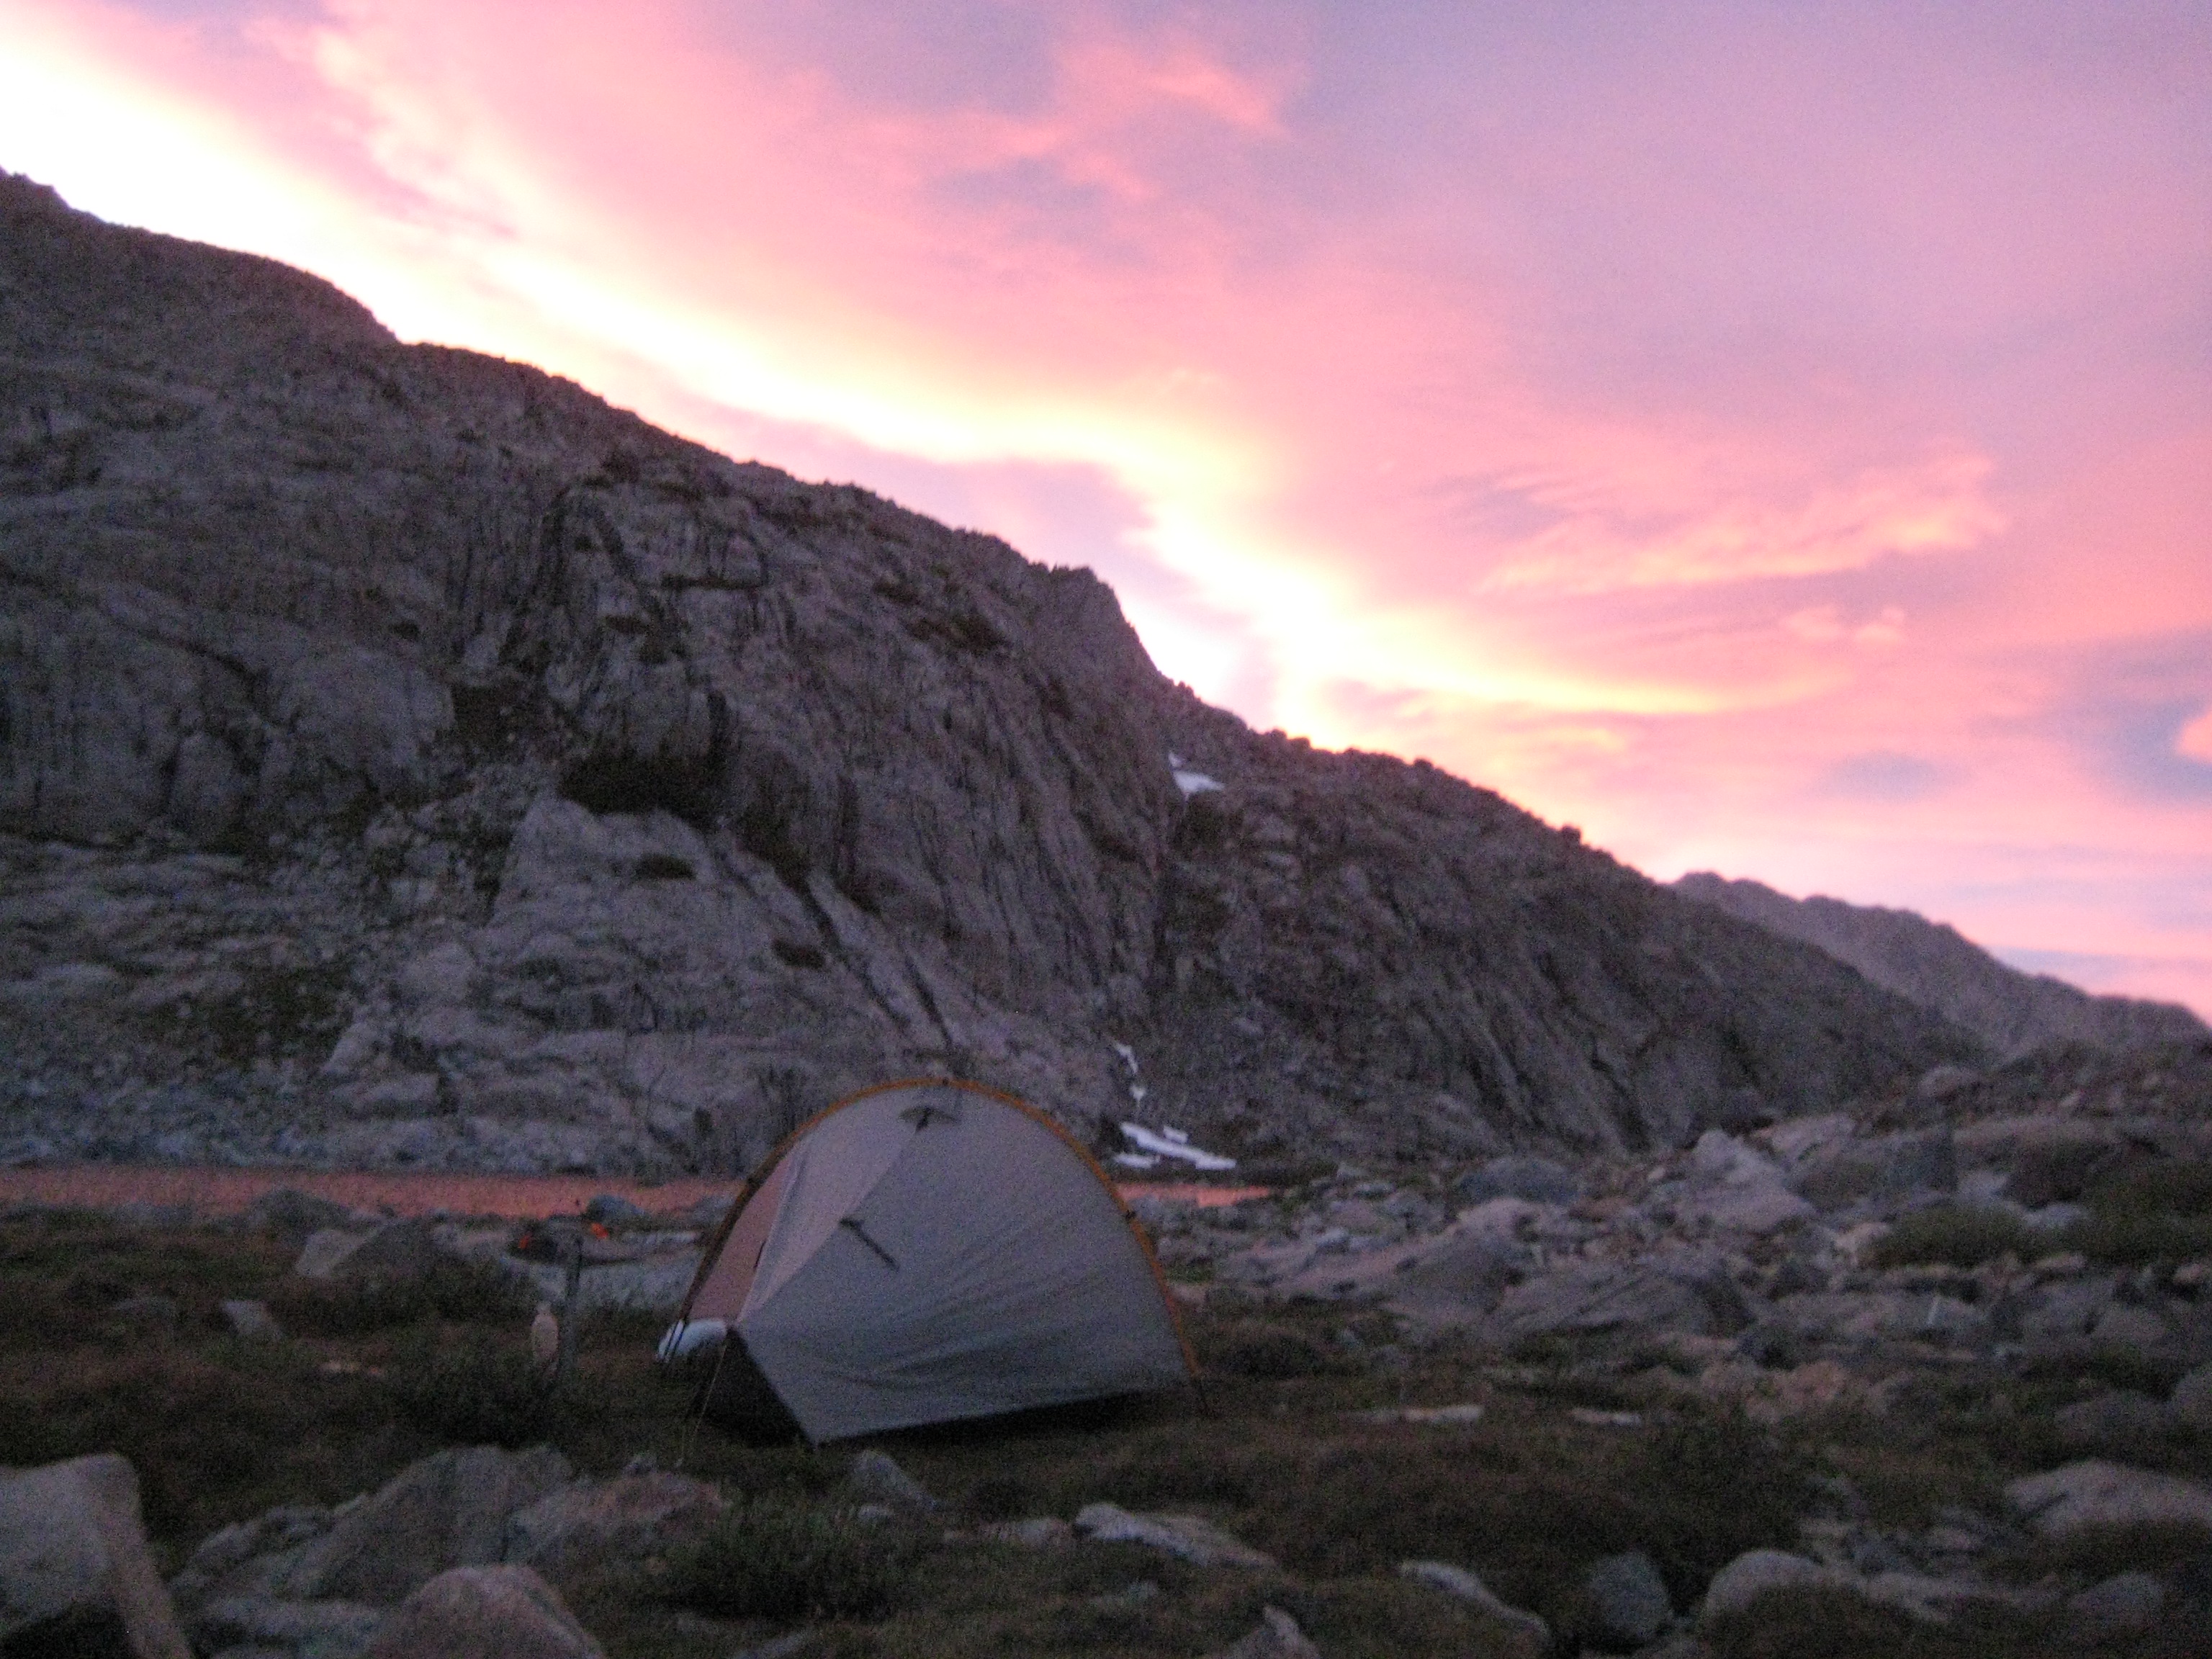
[{"xmin": 4, "ymin": 1, "xmax": 2208, "ymax": 1017}]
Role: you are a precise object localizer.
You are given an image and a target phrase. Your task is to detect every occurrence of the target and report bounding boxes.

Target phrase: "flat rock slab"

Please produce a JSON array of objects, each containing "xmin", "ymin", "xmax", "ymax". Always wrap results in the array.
[
  {"xmin": 1072, "ymin": 1503, "xmax": 1276, "ymax": 1569},
  {"xmin": 2006, "ymin": 1460, "xmax": 2212, "ymax": 1535}
]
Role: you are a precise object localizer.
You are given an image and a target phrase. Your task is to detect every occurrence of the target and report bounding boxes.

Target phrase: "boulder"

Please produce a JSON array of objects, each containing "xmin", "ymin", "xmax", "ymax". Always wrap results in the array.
[
  {"xmin": 1683, "ymin": 1181, "xmax": 1816, "ymax": 1236},
  {"xmin": 1582, "ymin": 1550, "xmax": 1672, "ymax": 1648},
  {"xmin": 192, "ymin": 1595, "xmax": 385, "ymax": 1659},
  {"xmin": 292, "ymin": 1229, "xmax": 374, "ymax": 1281},
  {"xmin": 1492, "ymin": 1255, "xmax": 1752, "ymax": 1344},
  {"xmin": 979, "ymin": 1517, "xmax": 1074, "ymax": 1549},
  {"xmin": 0, "ymin": 1453, "xmax": 191, "ymax": 1659},
  {"xmin": 1455, "ymin": 1156, "xmax": 1583, "ymax": 1207},
  {"xmin": 221, "ymin": 1299, "xmax": 284, "ymax": 1341},
  {"xmin": 2066, "ymin": 1571, "xmax": 2165, "ymax": 1638},
  {"xmin": 2087, "ymin": 1303, "xmax": 2170, "ymax": 1352},
  {"xmin": 1072, "ymin": 1503, "xmax": 1276, "ymax": 1568},
  {"xmin": 327, "ymin": 1220, "xmax": 451, "ymax": 1285},
  {"xmin": 357, "ymin": 1565, "xmax": 601, "ymax": 1659},
  {"xmin": 168, "ymin": 1505, "xmax": 334, "ymax": 1616},
  {"xmin": 503, "ymin": 1473, "xmax": 724, "ymax": 1581},
  {"xmin": 1397, "ymin": 1560, "xmax": 1551, "ymax": 1647},
  {"xmin": 2054, "ymin": 1390, "xmax": 2170, "ymax": 1447},
  {"xmin": 505, "ymin": 1254, "xmax": 703, "ymax": 1314},
  {"xmin": 2171, "ymin": 1359, "xmax": 2212, "ymax": 1430},
  {"xmin": 1794, "ymin": 1130, "xmax": 1956, "ymax": 1210},
  {"xmin": 244, "ymin": 1188, "xmax": 377, "ymax": 1244},
  {"xmin": 1700, "ymin": 1550, "xmax": 1840, "ymax": 1620},
  {"xmin": 1206, "ymin": 1605, "xmax": 1322, "ymax": 1659},
  {"xmin": 2005, "ymin": 1460, "xmax": 2212, "ymax": 1535},
  {"xmin": 1858, "ymin": 1570, "xmax": 2020, "ymax": 1624},
  {"xmin": 1386, "ymin": 1230, "xmax": 1528, "ymax": 1317},
  {"xmin": 847, "ymin": 1449, "xmax": 939, "ymax": 1516},
  {"xmin": 269, "ymin": 1447, "xmax": 575, "ymax": 1604}
]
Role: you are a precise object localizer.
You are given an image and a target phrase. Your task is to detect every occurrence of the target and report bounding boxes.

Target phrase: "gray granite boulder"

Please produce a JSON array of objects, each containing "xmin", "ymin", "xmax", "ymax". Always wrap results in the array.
[
  {"xmin": 1583, "ymin": 1549, "xmax": 1673, "ymax": 1647},
  {"xmin": 1700, "ymin": 1550, "xmax": 1841, "ymax": 1620},
  {"xmin": 0, "ymin": 1454, "xmax": 190, "ymax": 1659},
  {"xmin": 1493, "ymin": 1254, "xmax": 1752, "ymax": 1344},
  {"xmin": 357, "ymin": 1565, "xmax": 601, "ymax": 1659},
  {"xmin": 503, "ymin": 1473, "xmax": 724, "ymax": 1582},
  {"xmin": 197, "ymin": 1447, "xmax": 575, "ymax": 1609}
]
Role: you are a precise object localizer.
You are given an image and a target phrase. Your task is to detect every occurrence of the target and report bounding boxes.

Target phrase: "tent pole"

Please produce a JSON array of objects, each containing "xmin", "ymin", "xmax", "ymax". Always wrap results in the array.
[{"xmin": 678, "ymin": 1335, "xmax": 733, "ymax": 1472}]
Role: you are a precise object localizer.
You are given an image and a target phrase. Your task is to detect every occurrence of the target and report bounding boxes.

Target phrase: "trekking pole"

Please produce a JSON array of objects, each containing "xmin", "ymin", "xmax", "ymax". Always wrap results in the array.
[{"xmin": 556, "ymin": 1228, "xmax": 583, "ymax": 1389}]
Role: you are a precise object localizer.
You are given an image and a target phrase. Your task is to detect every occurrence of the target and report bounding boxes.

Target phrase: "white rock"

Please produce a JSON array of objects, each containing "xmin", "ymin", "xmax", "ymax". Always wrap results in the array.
[{"xmin": 1072, "ymin": 1503, "xmax": 1275, "ymax": 1569}]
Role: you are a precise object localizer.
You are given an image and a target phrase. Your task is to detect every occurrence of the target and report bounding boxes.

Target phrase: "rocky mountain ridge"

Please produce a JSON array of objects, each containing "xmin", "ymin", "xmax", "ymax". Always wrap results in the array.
[
  {"xmin": 1673, "ymin": 874, "xmax": 2207, "ymax": 1061},
  {"xmin": 1, "ymin": 171, "xmax": 1985, "ymax": 1174}
]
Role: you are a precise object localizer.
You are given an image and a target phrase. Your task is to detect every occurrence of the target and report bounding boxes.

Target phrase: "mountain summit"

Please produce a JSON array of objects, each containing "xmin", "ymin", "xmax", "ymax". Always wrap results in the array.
[{"xmin": 1, "ymin": 173, "xmax": 1982, "ymax": 1173}]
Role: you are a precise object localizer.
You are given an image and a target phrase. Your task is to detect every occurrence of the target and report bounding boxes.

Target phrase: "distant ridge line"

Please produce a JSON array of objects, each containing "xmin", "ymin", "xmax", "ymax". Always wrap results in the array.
[{"xmin": 1672, "ymin": 873, "xmax": 2208, "ymax": 1059}]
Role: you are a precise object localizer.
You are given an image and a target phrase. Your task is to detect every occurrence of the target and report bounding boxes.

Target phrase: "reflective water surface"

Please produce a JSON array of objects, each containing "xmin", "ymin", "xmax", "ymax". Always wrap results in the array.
[{"xmin": 0, "ymin": 1166, "xmax": 1268, "ymax": 1218}]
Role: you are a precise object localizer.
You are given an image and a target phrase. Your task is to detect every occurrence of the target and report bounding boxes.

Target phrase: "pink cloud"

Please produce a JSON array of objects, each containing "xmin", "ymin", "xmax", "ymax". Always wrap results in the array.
[
  {"xmin": 3, "ymin": 0, "xmax": 2208, "ymax": 1015},
  {"xmin": 2181, "ymin": 711, "xmax": 2212, "ymax": 765}
]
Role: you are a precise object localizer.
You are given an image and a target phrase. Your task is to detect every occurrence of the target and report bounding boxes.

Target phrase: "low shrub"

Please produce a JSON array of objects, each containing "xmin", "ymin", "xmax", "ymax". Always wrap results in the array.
[
  {"xmin": 1874, "ymin": 1177, "xmax": 2212, "ymax": 1271},
  {"xmin": 2087, "ymin": 1159, "xmax": 2212, "ymax": 1218},
  {"xmin": 1201, "ymin": 1318, "xmax": 1341, "ymax": 1380},
  {"xmin": 2063, "ymin": 1207, "xmax": 2212, "ymax": 1267},
  {"xmin": 384, "ymin": 1329, "xmax": 570, "ymax": 1447},
  {"xmin": 273, "ymin": 1256, "xmax": 533, "ymax": 1337},
  {"xmin": 1866, "ymin": 1205, "xmax": 2033, "ymax": 1269},
  {"xmin": 669, "ymin": 1494, "xmax": 919, "ymax": 1620}
]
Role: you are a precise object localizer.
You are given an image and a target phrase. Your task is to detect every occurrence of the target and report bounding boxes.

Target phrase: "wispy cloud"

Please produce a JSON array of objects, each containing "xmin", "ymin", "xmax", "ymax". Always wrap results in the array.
[{"xmin": 1, "ymin": 0, "xmax": 2207, "ymax": 1015}]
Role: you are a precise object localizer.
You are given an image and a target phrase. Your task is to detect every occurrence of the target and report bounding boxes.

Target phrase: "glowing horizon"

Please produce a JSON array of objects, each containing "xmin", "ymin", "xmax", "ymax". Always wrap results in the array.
[{"xmin": 4, "ymin": 0, "xmax": 2208, "ymax": 1016}]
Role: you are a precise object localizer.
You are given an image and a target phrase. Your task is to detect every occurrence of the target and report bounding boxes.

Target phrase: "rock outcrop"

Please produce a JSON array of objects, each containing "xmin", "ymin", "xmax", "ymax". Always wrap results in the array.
[
  {"xmin": 1673, "ymin": 873, "xmax": 2208, "ymax": 1059},
  {"xmin": 1, "ymin": 171, "xmax": 1984, "ymax": 1172}
]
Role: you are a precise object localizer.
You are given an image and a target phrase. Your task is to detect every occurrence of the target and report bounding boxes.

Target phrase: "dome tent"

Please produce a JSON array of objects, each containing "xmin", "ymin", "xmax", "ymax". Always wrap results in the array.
[{"xmin": 660, "ymin": 1079, "xmax": 1198, "ymax": 1443}]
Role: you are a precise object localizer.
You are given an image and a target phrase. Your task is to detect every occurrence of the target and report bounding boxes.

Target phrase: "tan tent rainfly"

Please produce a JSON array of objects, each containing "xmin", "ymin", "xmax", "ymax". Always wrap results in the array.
[{"xmin": 662, "ymin": 1079, "xmax": 1197, "ymax": 1442}]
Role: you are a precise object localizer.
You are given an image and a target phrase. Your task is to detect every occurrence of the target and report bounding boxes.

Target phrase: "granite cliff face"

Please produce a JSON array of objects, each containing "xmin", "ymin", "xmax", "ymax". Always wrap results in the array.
[
  {"xmin": 1673, "ymin": 874, "xmax": 2207, "ymax": 1062},
  {"xmin": 0, "ymin": 173, "xmax": 1985, "ymax": 1173}
]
